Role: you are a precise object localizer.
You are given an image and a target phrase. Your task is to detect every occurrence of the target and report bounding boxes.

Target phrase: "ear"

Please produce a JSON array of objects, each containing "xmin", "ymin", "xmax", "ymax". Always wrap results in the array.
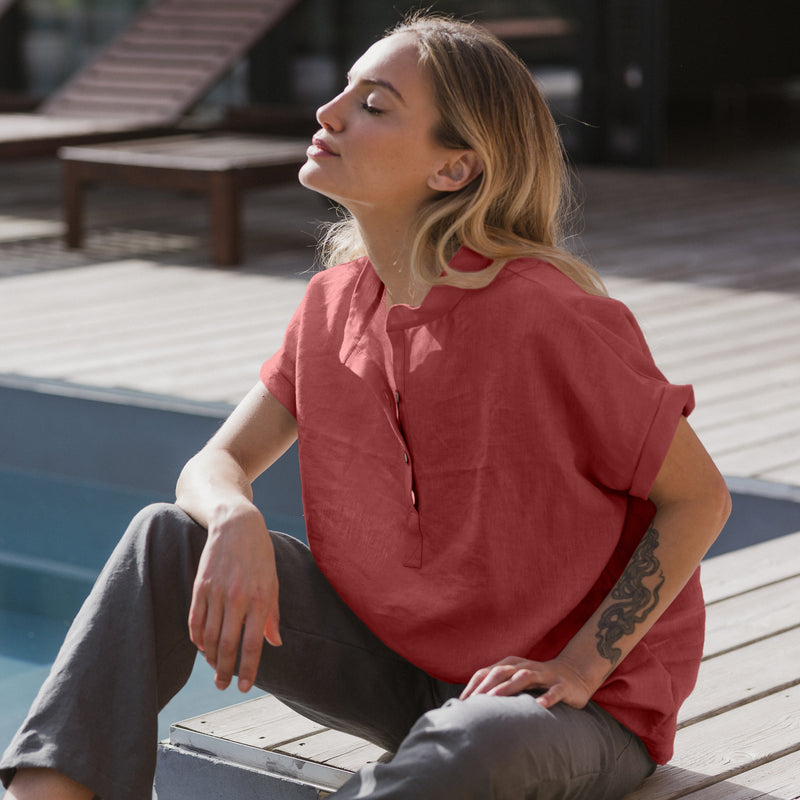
[{"xmin": 428, "ymin": 150, "xmax": 483, "ymax": 193}]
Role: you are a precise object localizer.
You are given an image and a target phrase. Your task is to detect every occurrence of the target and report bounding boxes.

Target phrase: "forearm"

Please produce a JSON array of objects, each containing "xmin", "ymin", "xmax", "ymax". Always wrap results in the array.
[
  {"xmin": 175, "ymin": 448, "xmax": 258, "ymax": 530},
  {"xmin": 558, "ymin": 495, "xmax": 730, "ymax": 694},
  {"xmin": 174, "ymin": 383, "xmax": 298, "ymax": 530}
]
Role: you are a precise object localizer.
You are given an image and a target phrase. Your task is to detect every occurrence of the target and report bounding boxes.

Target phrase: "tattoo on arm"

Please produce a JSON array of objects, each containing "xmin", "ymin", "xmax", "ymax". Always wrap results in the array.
[{"xmin": 595, "ymin": 525, "xmax": 665, "ymax": 666}]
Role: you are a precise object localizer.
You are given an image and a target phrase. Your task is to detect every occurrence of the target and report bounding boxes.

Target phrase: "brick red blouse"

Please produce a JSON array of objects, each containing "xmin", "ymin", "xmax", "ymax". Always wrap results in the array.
[{"xmin": 260, "ymin": 247, "xmax": 704, "ymax": 764}]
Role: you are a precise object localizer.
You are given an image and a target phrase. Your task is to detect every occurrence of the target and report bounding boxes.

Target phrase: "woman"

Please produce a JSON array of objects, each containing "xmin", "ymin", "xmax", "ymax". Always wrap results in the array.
[{"xmin": 2, "ymin": 14, "xmax": 730, "ymax": 800}]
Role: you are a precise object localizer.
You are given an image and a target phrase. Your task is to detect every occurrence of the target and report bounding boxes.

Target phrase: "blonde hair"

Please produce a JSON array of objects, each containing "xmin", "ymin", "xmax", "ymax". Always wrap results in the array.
[{"xmin": 319, "ymin": 13, "xmax": 606, "ymax": 297}]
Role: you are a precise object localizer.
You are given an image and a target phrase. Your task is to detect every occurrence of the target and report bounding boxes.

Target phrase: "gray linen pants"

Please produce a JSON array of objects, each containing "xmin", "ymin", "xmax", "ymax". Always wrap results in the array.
[{"xmin": 1, "ymin": 503, "xmax": 655, "ymax": 800}]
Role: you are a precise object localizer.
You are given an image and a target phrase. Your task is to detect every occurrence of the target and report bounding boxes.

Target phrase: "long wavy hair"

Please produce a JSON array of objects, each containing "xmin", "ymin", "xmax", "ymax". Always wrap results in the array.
[{"xmin": 318, "ymin": 12, "xmax": 606, "ymax": 297}]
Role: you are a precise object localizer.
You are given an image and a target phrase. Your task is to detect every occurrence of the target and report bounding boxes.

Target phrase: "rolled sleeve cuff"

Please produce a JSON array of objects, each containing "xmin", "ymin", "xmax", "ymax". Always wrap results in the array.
[{"xmin": 629, "ymin": 383, "xmax": 694, "ymax": 500}]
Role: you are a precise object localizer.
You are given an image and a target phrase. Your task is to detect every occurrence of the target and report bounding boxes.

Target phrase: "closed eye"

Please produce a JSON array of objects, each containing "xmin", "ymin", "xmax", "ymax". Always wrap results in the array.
[{"xmin": 361, "ymin": 102, "xmax": 385, "ymax": 115}]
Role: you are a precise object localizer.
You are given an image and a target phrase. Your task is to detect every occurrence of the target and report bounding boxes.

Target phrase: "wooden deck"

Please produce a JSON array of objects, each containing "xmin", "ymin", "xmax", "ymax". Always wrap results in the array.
[{"xmin": 156, "ymin": 528, "xmax": 800, "ymax": 799}]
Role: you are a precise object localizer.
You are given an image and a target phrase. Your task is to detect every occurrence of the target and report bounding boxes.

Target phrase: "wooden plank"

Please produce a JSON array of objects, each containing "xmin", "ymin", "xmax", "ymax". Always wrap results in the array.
[
  {"xmin": 703, "ymin": 574, "xmax": 800, "ymax": 657},
  {"xmin": 693, "ymin": 362, "xmax": 799, "ymax": 406},
  {"xmin": 762, "ymin": 462, "xmax": 800, "ymax": 487},
  {"xmin": 626, "ymin": 753, "xmax": 800, "ymax": 800},
  {"xmin": 656, "ymin": 322, "xmax": 800, "ymax": 381},
  {"xmin": 275, "ymin": 729, "xmax": 388, "ymax": 771},
  {"xmin": 60, "ymin": 134, "xmax": 309, "ymax": 171},
  {"xmin": 674, "ymin": 750, "xmax": 800, "ymax": 799},
  {"xmin": 690, "ymin": 385, "xmax": 799, "ymax": 439},
  {"xmin": 700, "ymin": 529, "xmax": 800, "ymax": 604},
  {"xmin": 713, "ymin": 432, "xmax": 800, "ymax": 482},
  {"xmin": 667, "ymin": 337, "xmax": 800, "ymax": 387},
  {"xmin": 622, "ymin": 684, "xmax": 800, "ymax": 800},
  {"xmin": 640, "ymin": 291, "xmax": 800, "ymax": 344},
  {"xmin": 174, "ymin": 695, "xmax": 325, "ymax": 747},
  {"xmin": 696, "ymin": 407, "xmax": 800, "ymax": 459},
  {"xmin": 679, "ymin": 626, "xmax": 800, "ymax": 727}
]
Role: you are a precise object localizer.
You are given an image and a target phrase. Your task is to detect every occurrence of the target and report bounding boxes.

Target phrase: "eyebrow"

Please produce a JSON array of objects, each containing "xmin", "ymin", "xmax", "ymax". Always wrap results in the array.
[{"xmin": 347, "ymin": 74, "xmax": 406, "ymax": 104}]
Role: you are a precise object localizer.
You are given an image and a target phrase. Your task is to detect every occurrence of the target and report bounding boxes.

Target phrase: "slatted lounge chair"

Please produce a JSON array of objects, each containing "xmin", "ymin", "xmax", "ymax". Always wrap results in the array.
[{"xmin": 0, "ymin": 0, "xmax": 300, "ymax": 159}]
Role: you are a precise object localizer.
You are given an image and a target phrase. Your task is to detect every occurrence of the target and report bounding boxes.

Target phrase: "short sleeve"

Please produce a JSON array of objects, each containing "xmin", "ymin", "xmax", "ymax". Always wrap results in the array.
[
  {"xmin": 554, "ymin": 297, "xmax": 694, "ymax": 499},
  {"xmin": 260, "ymin": 302, "xmax": 302, "ymax": 419},
  {"xmin": 258, "ymin": 260, "xmax": 366, "ymax": 420}
]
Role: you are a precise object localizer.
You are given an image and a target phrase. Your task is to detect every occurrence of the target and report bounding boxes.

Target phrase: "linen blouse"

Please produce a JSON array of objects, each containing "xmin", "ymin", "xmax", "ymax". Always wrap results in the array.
[{"xmin": 260, "ymin": 247, "xmax": 705, "ymax": 764}]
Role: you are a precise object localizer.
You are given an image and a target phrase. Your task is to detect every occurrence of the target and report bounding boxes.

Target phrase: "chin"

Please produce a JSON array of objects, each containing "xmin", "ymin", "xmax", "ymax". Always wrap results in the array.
[
  {"xmin": 299, "ymin": 162, "xmax": 332, "ymax": 194},
  {"xmin": 300, "ymin": 169, "xmax": 348, "ymax": 207}
]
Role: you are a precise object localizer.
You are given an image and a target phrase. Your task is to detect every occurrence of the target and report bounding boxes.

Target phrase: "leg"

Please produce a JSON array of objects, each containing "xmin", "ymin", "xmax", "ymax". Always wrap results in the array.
[
  {"xmin": 253, "ymin": 530, "xmax": 454, "ymax": 752},
  {"xmin": 62, "ymin": 160, "xmax": 84, "ymax": 250},
  {"xmin": 1, "ymin": 503, "xmax": 206, "ymax": 800},
  {"xmin": 209, "ymin": 171, "xmax": 240, "ymax": 266},
  {"xmin": 3, "ymin": 768, "xmax": 93, "ymax": 800},
  {"xmin": 332, "ymin": 693, "xmax": 656, "ymax": 800},
  {"xmin": 1, "ymin": 504, "xmax": 448, "ymax": 798}
]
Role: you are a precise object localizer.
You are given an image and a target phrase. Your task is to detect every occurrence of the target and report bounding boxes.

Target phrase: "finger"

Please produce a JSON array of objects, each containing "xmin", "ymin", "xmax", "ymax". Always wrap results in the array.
[
  {"xmin": 536, "ymin": 683, "xmax": 565, "ymax": 709},
  {"xmin": 262, "ymin": 579, "xmax": 282, "ymax": 648},
  {"xmin": 237, "ymin": 614, "xmax": 266, "ymax": 692},
  {"xmin": 214, "ymin": 608, "xmax": 246, "ymax": 690},
  {"xmin": 460, "ymin": 668, "xmax": 492, "ymax": 699},
  {"xmin": 263, "ymin": 607, "xmax": 282, "ymax": 648},
  {"xmin": 188, "ymin": 589, "xmax": 207, "ymax": 652},
  {"xmin": 471, "ymin": 665, "xmax": 519, "ymax": 697},
  {"xmin": 487, "ymin": 668, "xmax": 538, "ymax": 697},
  {"xmin": 200, "ymin": 593, "xmax": 225, "ymax": 669}
]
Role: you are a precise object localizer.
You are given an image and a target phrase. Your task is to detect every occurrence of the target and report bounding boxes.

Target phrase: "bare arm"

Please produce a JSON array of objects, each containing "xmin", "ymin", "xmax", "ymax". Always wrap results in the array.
[
  {"xmin": 176, "ymin": 382, "xmax": 297, "ymax": 525},
  {"xmin": 461, "ymin": 416, "xmax": 731, "ymax": 705},
  {"xmin": 176, "ymin": 382, "xmax": 297, "ymax": 693}
]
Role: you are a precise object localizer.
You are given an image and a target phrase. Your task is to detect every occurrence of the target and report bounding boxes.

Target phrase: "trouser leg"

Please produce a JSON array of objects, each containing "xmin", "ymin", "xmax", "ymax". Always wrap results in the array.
[
  {"xmin": 332, "ymin": 693, "xmax": 656, "ymax": 800},
  {"xmin": 0, "ymin": 503, "xmax": 206, "ymax": 800},
  {"xmin": 254, "ymin": 529, "xmax": 452, "ymax": 751},
  {"xmin": 0, "ymin": 503, "xmax": 449, "ymax": 799}
]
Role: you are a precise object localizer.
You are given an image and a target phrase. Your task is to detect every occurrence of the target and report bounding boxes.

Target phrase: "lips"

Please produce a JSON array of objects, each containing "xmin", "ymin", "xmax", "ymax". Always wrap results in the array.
[{"xmin": 308, "ymin": 136, "xmax": 339, "ymax": 157}]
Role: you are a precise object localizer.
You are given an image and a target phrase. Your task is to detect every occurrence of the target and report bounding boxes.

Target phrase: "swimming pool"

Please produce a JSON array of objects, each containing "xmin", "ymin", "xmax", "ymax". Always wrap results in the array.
[{"xmin": 2, "ymin": 378, "xmax": 799, "ymax": 750}]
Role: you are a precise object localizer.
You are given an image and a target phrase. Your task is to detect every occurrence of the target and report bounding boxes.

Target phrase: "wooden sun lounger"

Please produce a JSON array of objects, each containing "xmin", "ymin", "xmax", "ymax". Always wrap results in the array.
[
  {"xmin": 154, "ymin": 528, "xmax": 800, "ymax": 799},
  {"xmin": 0, "ymin": 0, "xmax": 300, "ymax": 159}
]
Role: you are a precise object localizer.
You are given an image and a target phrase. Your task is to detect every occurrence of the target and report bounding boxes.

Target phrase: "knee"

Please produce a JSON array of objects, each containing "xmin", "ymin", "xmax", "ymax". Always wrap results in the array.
[
  {"xmin": 120, "ymin": 503, "xmax": 206, "ymax": 564},
  {"xmin": 129, "ymin": 502, "xmax": 196, "ymax": 533},
  {"xmin": 395, "ymin": 697, "xmax": 520, "ymax": 794},
  {"xmin": 396, "ymin": 695, "xmax": 567, "ymax": 797}
]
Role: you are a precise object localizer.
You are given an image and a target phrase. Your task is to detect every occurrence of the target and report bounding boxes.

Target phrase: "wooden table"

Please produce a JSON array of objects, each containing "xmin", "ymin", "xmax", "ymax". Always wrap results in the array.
[
  {"xmin": 155, "ymin": 528, "xmax": 800, "ymax": 799},
  {"xmin": 59, "ymin": 133, "xmax": 309, "ymax": 266}
]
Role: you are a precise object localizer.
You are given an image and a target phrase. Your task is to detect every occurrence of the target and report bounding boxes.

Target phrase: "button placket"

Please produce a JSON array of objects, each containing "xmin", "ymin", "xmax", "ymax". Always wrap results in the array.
[{"xmin": 388, "ymin": 327, "xmax": 422, "ymax": 565}]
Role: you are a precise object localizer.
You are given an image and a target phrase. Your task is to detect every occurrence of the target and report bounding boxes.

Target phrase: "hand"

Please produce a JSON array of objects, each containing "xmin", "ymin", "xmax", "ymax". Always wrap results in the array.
[
  {"xmin": 188, "ymin": 504, "xmax": 282, "ymax": 693},
  {"xmin": 459, "ymin": 655, "xmax": 595, "ymax": 710}
]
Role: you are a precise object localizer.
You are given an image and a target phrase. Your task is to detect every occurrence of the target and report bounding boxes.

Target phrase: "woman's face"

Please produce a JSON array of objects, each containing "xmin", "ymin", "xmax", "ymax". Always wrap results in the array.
[{"xmin": 299, "ymin": 33, "xmax": 455, "ymax": 219}]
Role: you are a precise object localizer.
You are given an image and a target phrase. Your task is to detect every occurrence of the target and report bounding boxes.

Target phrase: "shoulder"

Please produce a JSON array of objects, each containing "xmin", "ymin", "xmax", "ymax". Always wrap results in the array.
[
  {"xmin": 306, "ymin": 257, "xmax": 369, "ymax": 297},
  {"xmin": 495, "ymin": 257, "xmax": 633, "ymax": 322},
  {"xmin": 489, "ymin": 257, "xmax": 651, "ymax": 355}
]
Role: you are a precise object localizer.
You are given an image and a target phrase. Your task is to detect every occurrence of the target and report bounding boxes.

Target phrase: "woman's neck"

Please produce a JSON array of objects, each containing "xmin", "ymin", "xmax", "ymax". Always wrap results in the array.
[{"xmin": 358, "ymin": 219, "xmax": 432, "ymax": 308}]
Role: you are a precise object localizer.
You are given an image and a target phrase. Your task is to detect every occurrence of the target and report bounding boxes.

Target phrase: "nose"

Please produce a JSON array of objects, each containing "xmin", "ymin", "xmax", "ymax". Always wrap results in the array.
[{"xmin": 316, "ymin": 90, "xmax": 345, "ymax": 132}]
